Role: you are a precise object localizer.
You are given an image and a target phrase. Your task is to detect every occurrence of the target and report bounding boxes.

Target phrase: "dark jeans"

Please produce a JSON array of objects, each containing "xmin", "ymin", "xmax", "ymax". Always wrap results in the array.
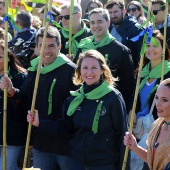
[
  {"xmin": 70, "ymin": 159, "xmax": 116, "ymax": 170},
  {"xmin": 33, "ymin": 148, "xmax": 70, "ymax": 170}
]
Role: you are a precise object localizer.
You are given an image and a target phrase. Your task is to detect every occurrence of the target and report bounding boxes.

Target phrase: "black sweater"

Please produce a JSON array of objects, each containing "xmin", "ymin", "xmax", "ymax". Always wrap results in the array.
[{"xmin": 11, "ymin": 60, "xmax": 77, "ymax": 155}]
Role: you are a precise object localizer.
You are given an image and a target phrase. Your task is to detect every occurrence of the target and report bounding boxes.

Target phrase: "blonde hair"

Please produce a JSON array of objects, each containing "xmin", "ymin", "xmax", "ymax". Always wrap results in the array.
[{"xmin": 73, "ymin": 50, "xmax": 116, "ymax": 86}]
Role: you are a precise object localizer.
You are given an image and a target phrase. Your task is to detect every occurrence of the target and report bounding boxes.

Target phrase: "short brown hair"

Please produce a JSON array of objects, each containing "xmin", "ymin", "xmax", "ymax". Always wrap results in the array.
[
  {"xmin": 105, "ymin": 0, "xmax": 125, "ymax": 10},
  {"xmin": 36, "ymin": 25, "xmax": 61, "ymax": 46},
  {"xmin": 152, "ymin": 0, "xmax": 166, "ymax": 10}
]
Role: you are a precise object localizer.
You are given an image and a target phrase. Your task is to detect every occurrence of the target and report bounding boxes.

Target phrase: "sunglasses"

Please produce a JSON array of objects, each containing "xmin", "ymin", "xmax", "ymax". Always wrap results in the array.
[
  {"xmin": 59, "ymin": 12, "xmax": 77, "ymax": 20},
  {"xmin": 127, "ymin": 7, "xmax": 138, "ymax": 13},
  {"xmin": 153, "ymin": 9, "xmax": 162, "ymax": 15}
]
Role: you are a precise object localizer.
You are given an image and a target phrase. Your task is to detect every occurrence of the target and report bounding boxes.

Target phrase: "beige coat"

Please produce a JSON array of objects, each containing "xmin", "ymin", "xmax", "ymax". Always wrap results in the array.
[{"xmin": 147, "ymin": 118, "xmax": 170, "ymax": 170}]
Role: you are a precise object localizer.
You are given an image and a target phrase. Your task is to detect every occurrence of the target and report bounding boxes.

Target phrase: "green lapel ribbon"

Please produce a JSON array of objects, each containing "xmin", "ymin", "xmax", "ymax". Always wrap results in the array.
[
  {"xmin": 92, "ymin": 100, "xmax": 103, "ymax": 134},
  {"xmin": 28, "ymin": 53, "xmax": 70, "ymax": 74},
  {"xmin": 48, "ymin": 78, "xmax": 56, "ymax": 115},
  {"xmin": 78, "ymin": 31, "xmax": 116, "ymax": 53},
  {"xmin": 139, "ymin": 60, "xmax": 170, "ymax": 92},
  {"xmin": 67, "ymin": 81, "xmax": 114, "ymax": 134},
  {"xmin": 62, "ymin": 21, "xmax": 87, "ymax": 57}
]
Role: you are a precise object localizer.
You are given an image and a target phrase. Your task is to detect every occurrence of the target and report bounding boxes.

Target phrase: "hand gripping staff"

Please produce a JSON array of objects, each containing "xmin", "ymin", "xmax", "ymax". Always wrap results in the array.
[{"xmin": 22, "ymin": 0, "xmax": 53, "ymax": 169}]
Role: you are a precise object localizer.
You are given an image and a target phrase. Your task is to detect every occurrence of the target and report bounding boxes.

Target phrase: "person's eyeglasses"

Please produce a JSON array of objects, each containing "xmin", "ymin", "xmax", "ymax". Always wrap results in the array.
[
  {"xmin": 59, "ymin": 12, "xmax": 78, "ymax": 20},
  {"xmin": 127, "ymin": 7, "xmax": 138, "ymax": 13},
  {"xmin": 59, "ymin": 15, "xmax": 70, "ymax": 20},
  {"xmin": 153, "ymin": 10, "xmax": 162, "ymax": 15}
]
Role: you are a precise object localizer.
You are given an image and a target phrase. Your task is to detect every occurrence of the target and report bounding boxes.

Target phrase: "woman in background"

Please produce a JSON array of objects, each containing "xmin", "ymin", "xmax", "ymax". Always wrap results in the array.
[
  {"xmin": 127, "ymin": 1, "xmax": 147, "ymax": 26},
  {"xmin": 0, "ymin": 40, "xmax": 27, "ymax": 170}
]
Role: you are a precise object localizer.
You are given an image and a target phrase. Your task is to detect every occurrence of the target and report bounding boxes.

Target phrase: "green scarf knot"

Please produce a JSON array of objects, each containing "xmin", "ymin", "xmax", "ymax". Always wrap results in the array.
[
  {"xmin": 139, "ymin": 60, "xmax": 170, "ymax": 92},
  {"xmin": 48, "ymin": 78, "xmax": 57, "ymax": 115},
  {"xmin": 78, "ymin": 31, "xmax": 116, "ymax": 53},
  {"xmin": 67, "ymin": 81, "xmax": 114, "ymax": 134}
]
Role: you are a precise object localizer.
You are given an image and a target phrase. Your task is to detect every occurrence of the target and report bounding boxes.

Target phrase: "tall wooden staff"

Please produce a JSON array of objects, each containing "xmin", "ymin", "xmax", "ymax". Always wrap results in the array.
[
  {"xmin": 43, "ymin": 2, "xmax": 48, "ymax": 27},
  {"xmin": 22, "ymin": 0, "xmax": 53, "ymax": 168},
  {"xmin": 68, "ymin": 0, "xmax": 74, "ymax": 55},
  {"xmin": 161, "ymin": 0, "xmax": 168, "ymax": 82},
  {"xmin": 122, "ymin": 1, "xmax": 152, "ymax": 170},
  {"xmin": 3, "ymin": 0, "xmax": 9, "ymax": 169}
]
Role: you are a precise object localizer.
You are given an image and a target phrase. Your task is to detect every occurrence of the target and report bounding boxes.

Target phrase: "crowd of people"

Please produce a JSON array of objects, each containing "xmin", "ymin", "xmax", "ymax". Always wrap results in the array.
[{"xmin": 0, "ymin": 0, "xmax": 170, "ymax": 170}]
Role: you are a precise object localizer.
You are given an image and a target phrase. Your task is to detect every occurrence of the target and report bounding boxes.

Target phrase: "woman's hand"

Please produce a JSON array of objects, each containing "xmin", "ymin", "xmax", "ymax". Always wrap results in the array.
[
  {"xmin": 124, "ymin": 132, "xmax": 138, "ymax": 151},
  {"xmin": 0, "ymin": 75, "xmax": 13, "ymax": 94},
  {"xmin": 27, "ymin": 110, "xmax": 39, "ymax": 127}
]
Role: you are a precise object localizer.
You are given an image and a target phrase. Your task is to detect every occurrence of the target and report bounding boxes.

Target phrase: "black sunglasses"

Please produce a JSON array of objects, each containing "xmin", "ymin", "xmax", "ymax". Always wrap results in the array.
[
  {"xmin": 59, "ymin": 12, "xmax": 77, "ymax": 20},
  {"xmin": 59, "ymin": 15, "xmax": 70, "ymax": 20},
  {"xmin": 153, "ymin": 9, "xmax": 162, "ymax": 15},
  {"xmin": 127, "ymin": 7, "xmax": 138, "ymax": 13}
]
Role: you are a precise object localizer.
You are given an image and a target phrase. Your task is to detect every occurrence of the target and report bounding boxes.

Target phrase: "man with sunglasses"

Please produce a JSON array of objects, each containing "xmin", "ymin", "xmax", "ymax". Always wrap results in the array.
[
  {"xmin": 59, "ymin": 3, "xmax": 91, "ymax": 58},
  {"xmin": 105, "ymin": 0, "xmax": 143, "ymax": 69},
  {"xmin": 152, "ymin": 0, "xmax": 170, "ymax": 48}
]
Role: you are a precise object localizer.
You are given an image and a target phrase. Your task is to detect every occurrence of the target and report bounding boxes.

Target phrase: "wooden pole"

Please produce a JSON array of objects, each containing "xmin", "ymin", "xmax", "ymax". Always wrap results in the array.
[
  {"xmin": 68, "ymin": 0, "xmax": 74, "ymax": 55},
  {"xmin": 3, "ymin": 1, "xmax": 9, "ymax": 170},
  {"xmin": 43, "ymin": 2, "xmax": 48, "ymax": 27},
  {"xmin": 121, "ymin": 1, "xmax": 152, "ymax": 170},
  {"xmin": 22, "ymin": 0, "xmax": 53, "ymax": 168},
  {"xmin": 161, "ymin": 0, "xmax": 168, "ymax": 82}
]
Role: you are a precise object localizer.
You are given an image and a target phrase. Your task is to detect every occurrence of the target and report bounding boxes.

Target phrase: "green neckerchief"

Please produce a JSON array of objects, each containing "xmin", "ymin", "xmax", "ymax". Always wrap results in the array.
[
  {"xmin": 28, "ymin": 53, "xmax": 70, "ymax": 74},
  {"xmin": 28, "ymin": 54, "xmax": 70, "ymax": 115},
  {"xmin": 139, "ymin": 60, "xmax": 170, "ymax": 92},
  {"xmin": 48, "ymin": 78, "xmax": 56, "ymax": 115},
  {"xmin": 62, "ymin": 21, "xmax": 87, "ymax": 57},
  {"xmin": 67, "ymin": 81, "xmax": 114, "ymax": 134},
  {"xmin": 78, "ymin": 31, "xmax": 116, "ymax": 53}
]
